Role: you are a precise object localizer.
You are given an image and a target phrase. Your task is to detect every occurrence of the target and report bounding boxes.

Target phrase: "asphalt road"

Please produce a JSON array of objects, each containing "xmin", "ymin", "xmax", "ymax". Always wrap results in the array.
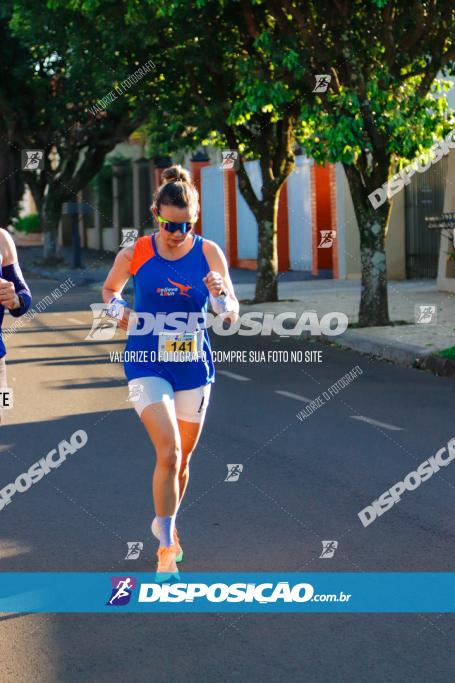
[{"xmin": 0, "ymin": 278, "xmax": 454, "ymax": 682}]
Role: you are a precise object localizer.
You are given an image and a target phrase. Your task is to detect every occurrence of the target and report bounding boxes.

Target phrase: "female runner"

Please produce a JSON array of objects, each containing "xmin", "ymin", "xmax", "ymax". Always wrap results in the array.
[
  {"xmin": 102, "ymin": 165, "xmax": 239, "ymax": 578},
  {"xmin": 0, "ymin": 228, "xmax": 32, "ymax": 424}
]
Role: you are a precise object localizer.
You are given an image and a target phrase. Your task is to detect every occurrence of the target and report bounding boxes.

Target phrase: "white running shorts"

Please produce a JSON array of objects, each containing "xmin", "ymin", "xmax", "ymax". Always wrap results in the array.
[{"xmin": 128, "ymin": 376, "xmax": 212, "ymax": 423}]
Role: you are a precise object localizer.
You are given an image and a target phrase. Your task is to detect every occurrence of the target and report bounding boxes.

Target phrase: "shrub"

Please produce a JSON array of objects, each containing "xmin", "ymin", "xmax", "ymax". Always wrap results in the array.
[{"xmin": 14, "ymin": 214, "xmax": 41, "ymax": 233}]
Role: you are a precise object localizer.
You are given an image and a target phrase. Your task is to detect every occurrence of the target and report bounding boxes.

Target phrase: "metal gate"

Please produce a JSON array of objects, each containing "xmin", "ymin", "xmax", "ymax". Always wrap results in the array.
[{"xmin": 405, "ymin": 156, "xmax": 447, "ymax": 279}]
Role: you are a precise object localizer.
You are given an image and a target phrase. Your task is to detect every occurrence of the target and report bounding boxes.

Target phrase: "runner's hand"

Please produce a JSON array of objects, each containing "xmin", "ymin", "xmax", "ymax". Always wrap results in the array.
[
  {"xmin": 203, "ymin": 271, "xmax": 225, "ymax": 297},
  {"xmin": 106, "ymin": 300, "xmax": 131, "ymax": 332},
  {"xmin": 0, "ymin": 278, "xmax": 19, "ymax": 309},
  {"xmin": 118, "ymin": 308, "xmax": 132, "ymax": 332}
]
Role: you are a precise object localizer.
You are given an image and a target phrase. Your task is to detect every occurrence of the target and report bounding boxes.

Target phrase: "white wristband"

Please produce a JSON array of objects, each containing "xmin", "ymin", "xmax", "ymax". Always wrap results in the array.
[
  {"xmin": 107, "ymin": 296, "xmax": 128, "ymax": 320},
  {"xmin": 210, "ymin": 293, "xmax": 236, "ymax": 315}
]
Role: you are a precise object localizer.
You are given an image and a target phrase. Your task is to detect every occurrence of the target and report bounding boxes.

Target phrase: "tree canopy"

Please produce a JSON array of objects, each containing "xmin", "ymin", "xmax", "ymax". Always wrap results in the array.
[{"xmin": 1, "ymin": 0, "xmax": 454, "ymax": 321}]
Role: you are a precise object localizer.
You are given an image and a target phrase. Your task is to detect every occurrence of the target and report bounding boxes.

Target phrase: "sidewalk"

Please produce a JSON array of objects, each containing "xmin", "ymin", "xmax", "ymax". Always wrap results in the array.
[
  {"xmin": 17, "ymin": 244, "xmax": 455, "ymax": 371},
  {"xmin": 236, "ymin": 278, "xmax": 455, "ymax": 368},
  {"xmin": 17, "ymin": 244, "xmax": 115, "ymax": 286}
]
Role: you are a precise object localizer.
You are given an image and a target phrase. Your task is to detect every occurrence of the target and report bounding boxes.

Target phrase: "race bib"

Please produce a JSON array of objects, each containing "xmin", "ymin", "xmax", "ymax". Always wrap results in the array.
[{"xmin": 158, "ymin": 331, "xmax": 202, "ymax": 361}]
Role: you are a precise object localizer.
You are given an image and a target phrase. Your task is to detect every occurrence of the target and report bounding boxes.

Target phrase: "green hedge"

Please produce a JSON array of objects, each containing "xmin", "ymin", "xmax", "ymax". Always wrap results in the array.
[
  {"xmin": 438, "ymin": 346, "xmax": 455, "ymax": 359},
  {"xmin": 14, "ymin": 214, "xmax": 41, "ymax": 233}
]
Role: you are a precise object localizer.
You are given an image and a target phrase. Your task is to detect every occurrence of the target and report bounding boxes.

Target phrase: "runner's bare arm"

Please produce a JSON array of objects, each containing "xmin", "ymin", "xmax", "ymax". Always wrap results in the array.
[
  {"xmin": 0, "ymin": 228, "xmax": 19, "ymax": 266},
  {"xmin": 202, "ymin": 240, "xmax": 239, "ymax": 305},
  {"xmin": 202, "ymin": 240, "xmax": 239, "ymax": 323},
  {"xmin": 102, "ymin": 247, "xmax": 133, "ymax": 304},
  {"xmin": 102, "ymin": 247, "xmax": 134, "ymax": 331},
  {"xmin": 0, "ymin": 228, "xmax": 31, "ymax": 312}
]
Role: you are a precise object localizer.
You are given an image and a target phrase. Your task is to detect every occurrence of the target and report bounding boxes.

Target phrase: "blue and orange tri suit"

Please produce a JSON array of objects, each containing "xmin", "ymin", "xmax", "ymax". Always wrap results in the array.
[{"xmin": 124, "ymin": 232, "xmax": 215, "ymax": 390}]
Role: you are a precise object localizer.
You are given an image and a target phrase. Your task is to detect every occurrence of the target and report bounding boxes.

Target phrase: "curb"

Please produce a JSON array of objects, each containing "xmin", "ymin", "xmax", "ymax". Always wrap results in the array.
[
  {"xmin": 23, "ymin": 264, "xmax": 108, "ymax": 286},
  {"xmin": 331, "ymin": 330, "xmax": 431, "ymax": 366},
  {"xmin": 418, "ymin": 355, "xmax": 455, "ymax": 378}
]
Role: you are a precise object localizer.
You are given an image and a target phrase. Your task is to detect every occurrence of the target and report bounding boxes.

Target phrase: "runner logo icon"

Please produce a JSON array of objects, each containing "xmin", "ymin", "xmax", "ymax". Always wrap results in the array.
[
  {"xmin": 312, "ymin": 75, "xmax": 331, "ymax": 93},
  {"xmin": 107, "ymin": 576, "xmax": 137, "ymax": 606},
  {"xmin": 318, "ymin": 230, "xmax": 336, "ymax": 248},
  {"xmin": 120, "ymin": 229, "xmax": 138, "ymax": 247},
  {"xmin": 415, "ymin": 304, "xmax": 437, "ymax": 324},
  {"xmin": 225, "ymin": 464, "xmax": 243, "ymax": 482},
  {"xmin": 125, "ymin": 542, "xmax": 143, "ymax": 560},
  {"xmin": 221, "ymin": 150, "xmax": 239, "ymax": 170},
  {"xmin": 320, "ymin": 540, "xmax": 338, "ymax": 558},
  {"xmin": 86, "ymin": 304, "xmax": 118, "ymax": 341},
  {"xmin": 22, "ymin": 149, "xmax": 44, "ymax": 171}
]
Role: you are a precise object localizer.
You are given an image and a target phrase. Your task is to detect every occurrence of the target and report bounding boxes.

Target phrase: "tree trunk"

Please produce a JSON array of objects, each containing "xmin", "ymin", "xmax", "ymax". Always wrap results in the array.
[
  {"xmin": 344, "ymin": 164, "xmax": 391, "ymax": 327},
  {"xmin": 358, "ymin": 211, "xmax": 390, "ymax": 326},
  {"xmin": 254, "ymin": 191, "xmax": 279, "ymax": 302},
  {"xmin": 226, "ymin": 112, "xmax": 296, "ymax": 303}
]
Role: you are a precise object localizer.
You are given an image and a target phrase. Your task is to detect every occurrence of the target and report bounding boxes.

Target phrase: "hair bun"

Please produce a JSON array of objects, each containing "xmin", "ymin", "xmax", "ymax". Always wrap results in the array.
[{"xmin": 161, "ymin": 164, "xmax": 190, "ymax": 184}]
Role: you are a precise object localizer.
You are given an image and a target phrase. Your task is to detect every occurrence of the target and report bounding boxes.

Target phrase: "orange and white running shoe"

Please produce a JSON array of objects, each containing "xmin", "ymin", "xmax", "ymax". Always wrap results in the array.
[
  {"xmin": 156, "ymin": 545, "xmax": 179, "ymax": 582},
  {"xmin": 151, "ymin": 518, "xmax": 184, "ymax": 562}
]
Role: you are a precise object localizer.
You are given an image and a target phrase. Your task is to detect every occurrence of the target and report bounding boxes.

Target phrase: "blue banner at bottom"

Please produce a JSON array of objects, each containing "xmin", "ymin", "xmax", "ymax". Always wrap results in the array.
[{"xmin": 0, "ymin": 573, "xmax": 454, "ymax": 613}]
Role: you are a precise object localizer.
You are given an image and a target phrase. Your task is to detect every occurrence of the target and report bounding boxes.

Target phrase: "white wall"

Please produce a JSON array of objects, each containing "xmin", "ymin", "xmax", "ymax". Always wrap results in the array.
[
  {"xmin": 287, "ymin": 156, "xmax": 313, "ymax": 271},
  {"xmin": 102, "ymin": 228, "xmax": 118, "ymax": 252},
  {"xmin": 200, "ymin": 165, "xmax": 225, "ymax": 250},
  {"xmin": 236, "ymin": 160, "xmax": 261, "ymax": 259}
]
